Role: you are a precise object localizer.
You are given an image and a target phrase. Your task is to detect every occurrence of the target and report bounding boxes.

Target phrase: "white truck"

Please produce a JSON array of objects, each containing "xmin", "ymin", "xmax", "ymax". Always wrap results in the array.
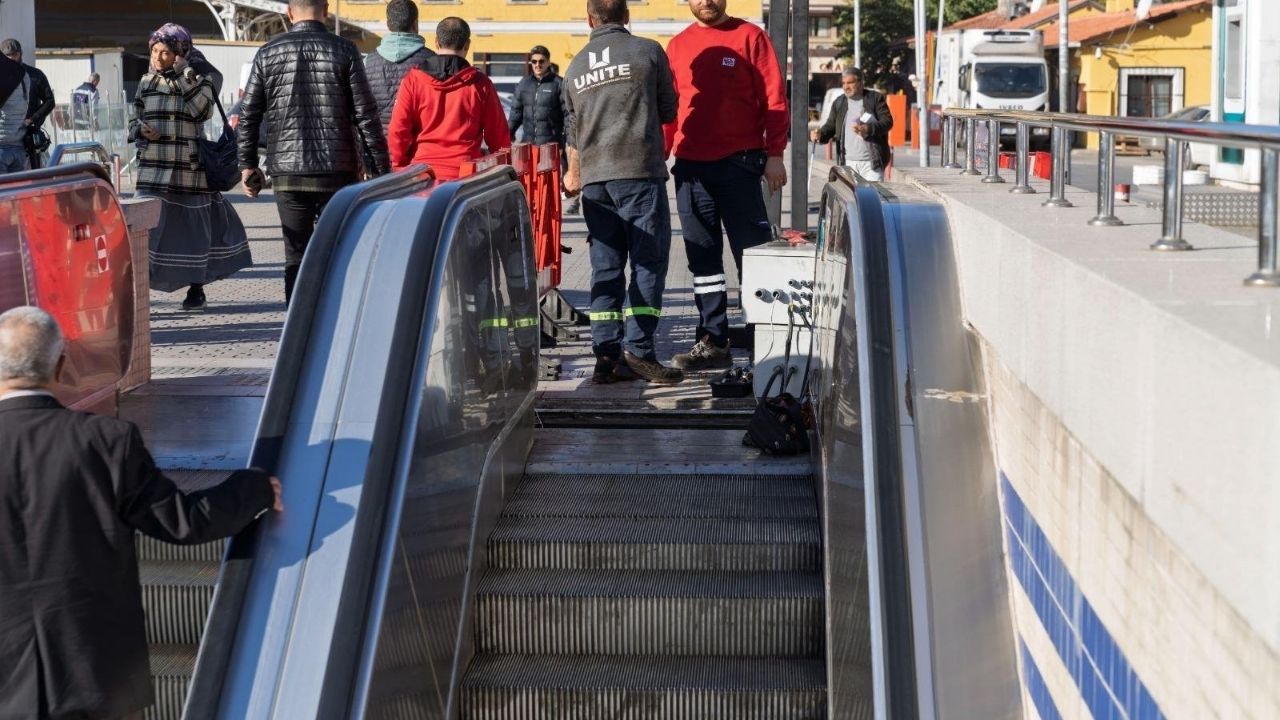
[{"xmin": 934, "ymin": 28, "xmax": 1051, "ymax": 148}]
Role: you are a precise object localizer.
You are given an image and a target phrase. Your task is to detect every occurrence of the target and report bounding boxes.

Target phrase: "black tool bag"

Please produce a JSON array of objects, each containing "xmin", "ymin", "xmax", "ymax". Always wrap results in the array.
[
  {"xmin": 743, "ymin": 367, "xmax": 810, "ymax": 455},
  {"xmin": 199, "ymin": 95, "xmax": 239, "ymax": 192}
]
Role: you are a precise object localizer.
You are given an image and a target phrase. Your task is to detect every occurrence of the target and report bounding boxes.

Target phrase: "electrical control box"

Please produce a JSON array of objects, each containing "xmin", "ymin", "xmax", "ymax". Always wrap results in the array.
[
  {"xmin": 741, "ymin": 241, "xmax": 817, "ymax": 398},
  {"xmin": 741, "ymin": 240, "xmax": 817, "ymax": 325}
]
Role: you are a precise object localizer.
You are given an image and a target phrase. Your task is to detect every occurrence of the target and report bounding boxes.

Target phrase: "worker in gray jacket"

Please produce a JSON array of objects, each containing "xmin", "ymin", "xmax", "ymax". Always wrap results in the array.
[{"xmin": 563, "ymin": 0, "xmax": 681, "ymax": 385}]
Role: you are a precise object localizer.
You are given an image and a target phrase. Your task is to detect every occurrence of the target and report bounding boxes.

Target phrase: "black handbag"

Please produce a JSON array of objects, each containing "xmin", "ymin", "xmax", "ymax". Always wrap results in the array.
[
  {"xmin": 743, "ymin": 367, "xmax": 810, "ymax": 455},
  {"xmin": 199, "ymin": 95, "xmax": 239, "ymax": 192},
  {"xmin": 743, "ymin": 306, "xmax": 813, "ymax": 456}
]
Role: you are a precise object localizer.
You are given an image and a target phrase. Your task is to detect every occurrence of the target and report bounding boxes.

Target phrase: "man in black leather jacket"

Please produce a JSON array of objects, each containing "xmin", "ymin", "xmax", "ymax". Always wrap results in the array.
[{"xmin": 237, "ymin": 0, "xmax": 390, "ymax": 305}]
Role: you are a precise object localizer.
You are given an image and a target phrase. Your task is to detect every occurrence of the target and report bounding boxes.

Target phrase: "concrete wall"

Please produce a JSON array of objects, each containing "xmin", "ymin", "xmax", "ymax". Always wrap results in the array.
[{"xmin": 896, "ymin": 164, "xmax": 1280, "ymax": 717}]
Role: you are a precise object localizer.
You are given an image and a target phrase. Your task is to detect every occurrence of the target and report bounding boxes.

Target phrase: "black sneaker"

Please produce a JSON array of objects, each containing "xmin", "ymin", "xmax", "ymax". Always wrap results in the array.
[
  {"xmin": 181, "ymin": 289, "xmax": 206, "ymax": 311},
  {"xmin": 672, "ymin": 335, "xmax": 731, "ymax": 371},
  {"xmin": 622, "ymin": 351, "xmax": 684, "ymax": 384},
  {"xmin": 592, "ymin": 356, "xmax": 637, "ymax": 384}
]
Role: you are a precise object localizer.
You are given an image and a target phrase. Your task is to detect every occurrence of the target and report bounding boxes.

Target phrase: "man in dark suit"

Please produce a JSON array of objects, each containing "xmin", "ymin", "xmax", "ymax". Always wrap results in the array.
[
  {"xmin": 812, "ymin": 67, "xmax": 894, "ymax": 181},
  {"xmin": 0, "ymin": 306, "xmax": 283, "ymax": 720}
]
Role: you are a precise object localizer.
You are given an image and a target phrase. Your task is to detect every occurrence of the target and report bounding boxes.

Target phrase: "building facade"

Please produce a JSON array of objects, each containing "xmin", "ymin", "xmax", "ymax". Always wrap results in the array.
[
  {"xmin": 1209, "ymin": 0, "xmax": 1278, "ymax": 186},
  {"xmin": 337, "ymin": 0, "xmax": 734, "ymax": 90}
]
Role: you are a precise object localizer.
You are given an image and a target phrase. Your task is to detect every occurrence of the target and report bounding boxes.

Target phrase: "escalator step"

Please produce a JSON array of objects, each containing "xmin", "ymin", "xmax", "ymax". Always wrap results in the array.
[
  {"xmin": 516, "ymin": 474, "xmax": 816, "ymax": 499},
  {"xmin": 146, "ymin": 644, "xmax": 196, "ymax": 720},
  {"xmin": 476, "ymin": 569, "xmax": 824, "ymax": 656},
  {"xmin": 502, "ymin": 493, "xmax": 818, "ymax": 520},
  {"xmin": 140, "ymin": 560, "xmax": 217, "ymax": 646},
  {"xmin": 460, "ymin": 654, "xmax": 826, "ymax": 719},
  {"xmin": 488, "ymin": 517, "xmax": 821, "ymax": 572},
  {"xmin": 135, "ymin": 533, "xmax": 225, "ymax": 563}
]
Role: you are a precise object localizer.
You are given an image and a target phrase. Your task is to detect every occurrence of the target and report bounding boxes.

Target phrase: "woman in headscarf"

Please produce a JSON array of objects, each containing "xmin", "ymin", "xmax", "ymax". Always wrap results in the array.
[{"xmin": 130, "ymin": 23, "xmax": 250, "ymax": 310}]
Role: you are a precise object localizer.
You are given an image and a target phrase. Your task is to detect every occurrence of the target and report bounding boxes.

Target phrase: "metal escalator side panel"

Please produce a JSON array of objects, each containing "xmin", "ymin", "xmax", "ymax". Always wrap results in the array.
[
  {"xmin": 218, "ymin": 197, "xmax": 413, "ymax": 719},
  {"xmin": 351, "ymin": 182, "xmax": 539, "ymax": 720},
  {"xmin": 880, "ymin": 194, "xmax": 1022, "ymax": 719},
  {"xmin": 183, "ymin": 167, "xmax": 437, "ymax": 717}
]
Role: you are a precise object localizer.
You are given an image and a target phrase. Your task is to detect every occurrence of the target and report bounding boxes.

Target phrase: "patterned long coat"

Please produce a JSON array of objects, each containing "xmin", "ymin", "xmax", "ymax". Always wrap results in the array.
[{"xmin": 130, "ymin": 68, "xmax": 215, "ymax": 194}]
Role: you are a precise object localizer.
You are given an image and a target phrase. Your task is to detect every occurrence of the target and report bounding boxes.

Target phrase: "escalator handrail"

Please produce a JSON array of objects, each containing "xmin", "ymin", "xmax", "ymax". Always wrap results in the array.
[
  {"xmin": 185, "ymin": 166, "xmax": 436, "ymax": 715},
  {"xmin": 0, "ymin": 161, "xmax": 112, "ymax": 189}
]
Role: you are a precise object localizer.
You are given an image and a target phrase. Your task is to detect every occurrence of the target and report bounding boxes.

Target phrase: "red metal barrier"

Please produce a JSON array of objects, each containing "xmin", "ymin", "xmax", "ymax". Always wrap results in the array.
[
  {"xmin": 998, "ymin": 151, "xmax": 1052, "ymax": 181},
  {"xmin": 0, "ymin": 164, "xmax": 134, "ymax": 414},
  {"xmin": 460, "ymin": 143, "xmax": 563, "ymax": 298}
]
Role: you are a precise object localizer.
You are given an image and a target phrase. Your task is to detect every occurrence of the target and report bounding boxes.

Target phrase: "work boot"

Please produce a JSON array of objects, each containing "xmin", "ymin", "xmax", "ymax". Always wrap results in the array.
[
  {"xmin": 622, "ymin": 351, "xmax": 684, "ymax": 384},
  {"xmin": 592, "ymin": 356, "xmax": 637, "ymax": 384},
  {"xmin": 672, "ymin": 335, "xmax": 732, "ymax": 371}
]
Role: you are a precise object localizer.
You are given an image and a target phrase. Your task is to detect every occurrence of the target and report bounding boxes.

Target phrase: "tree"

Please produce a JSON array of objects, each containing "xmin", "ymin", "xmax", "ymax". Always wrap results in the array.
[{"xmin": 834, "ymin": 0, "xmax": 998, "ymax": 74}]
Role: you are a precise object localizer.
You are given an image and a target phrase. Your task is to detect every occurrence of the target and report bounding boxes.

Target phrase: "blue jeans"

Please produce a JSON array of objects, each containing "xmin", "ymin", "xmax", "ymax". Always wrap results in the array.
[
  {"xmin": 674, "ymin": 152, "xmax": 772, "ymax": 344},
  {"xmin": 581, "ymin": 178, "xmax": 671, "ymax": 360},
  {"xmin": 0, "ymin": 144, "xmax": 28, "ymax": 174}
]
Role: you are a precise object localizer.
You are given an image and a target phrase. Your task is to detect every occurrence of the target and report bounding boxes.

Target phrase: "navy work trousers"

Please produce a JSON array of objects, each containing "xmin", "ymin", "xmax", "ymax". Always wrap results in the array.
[
  {"xmin": 581, "ymin": 178, "xmax": 671, "ymax": 361},
  {"xmin": 674, "ymin": 152, "xmax": 772, "ymax": 344}
]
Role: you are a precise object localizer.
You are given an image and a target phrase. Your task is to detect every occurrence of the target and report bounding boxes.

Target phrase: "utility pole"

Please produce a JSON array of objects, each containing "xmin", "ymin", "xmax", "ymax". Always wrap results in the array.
[
  {"xmin": 1058, "ymin": 0, "xmax": 1068, "ymax": 112},
  {"xmin": 935, "ymin": 0, "xmax": 946, "ymax": 104},
  {"xmin": 791, "ymin": 0, "xmax": 810, "ymax": 230},
  {"xmin": 915, "ymin": 0, "xmax": 929, "ymax": 166},
  {"xmin": 767, "ymin": 0, "xmax": 789, "ymax": 229},
  {"xmin": 854, "ymin": 0, "xmax": 861, "ymax": 69}
]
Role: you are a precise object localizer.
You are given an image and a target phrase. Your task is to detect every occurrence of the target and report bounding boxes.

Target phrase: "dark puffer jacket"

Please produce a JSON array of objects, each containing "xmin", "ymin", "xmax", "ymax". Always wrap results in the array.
[
  {"xmin": 364, "ymin": 45, "xmax": 435, "ymax": 129},
  {"xmin": 237, "ymin": 20, "xmax": 389, "ymax": 177},
  {"xmin": 508, "ymin": 72, "xmax": 567, "ymax": 146}
]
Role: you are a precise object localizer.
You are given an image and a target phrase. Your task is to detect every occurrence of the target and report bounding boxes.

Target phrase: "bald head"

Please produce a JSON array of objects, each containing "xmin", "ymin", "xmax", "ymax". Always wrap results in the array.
[{"xmin": 0, "ymin": 307, "xmax": 64, "ymax": 390}]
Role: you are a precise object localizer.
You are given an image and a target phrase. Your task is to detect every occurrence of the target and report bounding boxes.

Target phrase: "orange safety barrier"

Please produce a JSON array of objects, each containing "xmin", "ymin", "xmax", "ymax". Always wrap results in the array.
[
  {"xmin": 911, "ymin": 107, "xmax": 945, "ymax": 149},
  {"xmin": 460, "ymin": 143, "xmax": 563, "ymax": 298},
  {"xmin": 997, "ymin": 151, "xmax": 1052, "ymax": 181},
  {"xmin": 887, "ymin": 94, "xmax": 908, "ymax": 148}
]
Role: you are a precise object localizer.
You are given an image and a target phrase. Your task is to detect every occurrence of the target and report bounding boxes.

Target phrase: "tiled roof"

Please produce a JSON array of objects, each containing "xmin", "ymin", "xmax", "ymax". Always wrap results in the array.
[
  {"xmin": 1040, "ymin": 0, "xmax": 1211, "ymax": 47},
  {"xmin": 946, "ymin": 1, "xmax": 1096, "ymax": 31}
]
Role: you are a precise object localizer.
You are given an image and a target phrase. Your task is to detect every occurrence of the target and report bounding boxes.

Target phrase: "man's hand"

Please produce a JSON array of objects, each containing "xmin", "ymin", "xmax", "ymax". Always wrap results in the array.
[
  {"xmin": 563, "ymin": 169, "xmax": 582, "ymax": 197},
  {"xmin": 23, "ymin": 118, "xmax": 32, "ymax": 127},
  {"xmin": 764, "ymin": 156, "xmax": 787, "ymax": 194},
  {"xmin": 241, "ymin": 168, "xmax": 264, "ymax": 198},
  {"xmin": 809, "ymin": 128, "xmax": 821, "ymax": 143},
  {"xmin": 268, "ymin": 476, "xmax": 284, "ymax": 512}
]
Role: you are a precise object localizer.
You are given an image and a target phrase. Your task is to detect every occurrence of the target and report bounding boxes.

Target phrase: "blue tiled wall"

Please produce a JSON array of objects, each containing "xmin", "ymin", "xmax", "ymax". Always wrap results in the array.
[
  {"xmin": 1001, "ymin": 472, "xmax": 1166, "ymax": 720},
  {"xmin": 1021, "ymin": 637, "xmax": 1064, "ymax": 720}
]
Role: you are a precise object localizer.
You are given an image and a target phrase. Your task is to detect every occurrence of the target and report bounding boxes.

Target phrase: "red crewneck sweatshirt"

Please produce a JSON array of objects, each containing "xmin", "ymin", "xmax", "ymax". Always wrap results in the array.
[{"xmin": 663, "ymin": 17, "xmax": 788, "ymax": 162}]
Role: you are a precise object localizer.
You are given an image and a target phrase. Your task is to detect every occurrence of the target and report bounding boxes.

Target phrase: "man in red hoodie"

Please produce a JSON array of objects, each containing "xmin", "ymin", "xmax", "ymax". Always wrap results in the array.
[
  {"xmin": 388, "ymin": 17, "xmax": 510, "ymax": 180},
  {"xmin": 664, "ymin": 0, "xmax": 788, "ymax": 371}
]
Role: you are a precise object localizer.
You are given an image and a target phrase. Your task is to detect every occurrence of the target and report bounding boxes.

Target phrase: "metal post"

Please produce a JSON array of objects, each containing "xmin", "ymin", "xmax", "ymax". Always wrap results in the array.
[
  {"xmin": 1089, "ymin": 132, "xmax": 1123, "ymax": 226},
  {"xmin": 790, "ymin": 0, "xmax": 810, "ymax": 231},
  {"xmin": 982, "ymin": 119, "xmax": 1004, "ymax": 183},
  {"xmin": 1245, "ymin": 147, "xmax": 1280, "ymax": 286},
  {"xmin": 1010, "ymin": 122, "xmax": 1034, "ymax": 194},
  {"xmin": 1042, "ymin": 126, "xmax": 1073, "ymax": 207},
  {"xmin": 1152, "ymin": 138, "xmax": 1193, "ymax": 250},
  {"xmin": 854, "ymin": 0, "xmax": 861, "ymax": 69},
  {"xmin": 766, "ymin": 0, "xmax": 789, "ymax": 230},
  {"xmin": 962, "ymin": 118, "xmax": 981, "ymax": 175},
  {"xmin": 111, "ymin": 153, "xmax": 122, "ymax": 192},
  {"xmin": 915, "ymin": 0, "xmax": 929, "ymax": 167},
  {"xmin": 943, "ymin": 116, "xmax": 962, "ymax": 169}
]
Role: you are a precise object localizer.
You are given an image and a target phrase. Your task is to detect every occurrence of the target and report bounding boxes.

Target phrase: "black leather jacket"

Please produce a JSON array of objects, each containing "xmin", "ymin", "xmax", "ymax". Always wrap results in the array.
[
  {"xmin": 508, "ymin": 72, "xmax": 566, "ymax": 146},
  {"xmin": 237, "ymin": 20, "xmax": 389, "ymax": 177}
]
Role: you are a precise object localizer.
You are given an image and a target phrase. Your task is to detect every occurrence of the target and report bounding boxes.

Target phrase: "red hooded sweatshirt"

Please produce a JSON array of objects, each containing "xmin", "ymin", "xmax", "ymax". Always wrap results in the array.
[{"xmin": 388, "ymin": 55, "xmax": 511, "ymax": 180}]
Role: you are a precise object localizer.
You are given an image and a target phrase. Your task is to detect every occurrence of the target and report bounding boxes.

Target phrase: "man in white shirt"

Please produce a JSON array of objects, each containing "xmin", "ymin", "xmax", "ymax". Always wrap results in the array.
[{"xmin": 811, "ymin": 67, "xmax": 894, "ymax": 181}]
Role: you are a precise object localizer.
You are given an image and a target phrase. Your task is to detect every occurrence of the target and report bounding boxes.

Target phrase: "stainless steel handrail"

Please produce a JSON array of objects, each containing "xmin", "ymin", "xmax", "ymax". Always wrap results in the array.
[
  {"xmin": 941, "ymin": 108, "xmax": 1280, "ymax": 287},
  {"xmin": 49, "ymin": 142, "xmax": 119, "ymax": 192}
]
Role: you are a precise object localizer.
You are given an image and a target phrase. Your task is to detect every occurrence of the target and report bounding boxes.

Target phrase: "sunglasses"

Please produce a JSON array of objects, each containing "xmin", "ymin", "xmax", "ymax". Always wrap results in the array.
[{"xmin": 530, "ymin": 58, "xmax": 548, "ymax": 65}]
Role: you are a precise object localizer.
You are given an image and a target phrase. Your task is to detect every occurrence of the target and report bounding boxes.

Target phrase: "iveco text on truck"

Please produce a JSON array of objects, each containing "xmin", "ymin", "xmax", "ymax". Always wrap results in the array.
[{"xmin": 934, "ymin": 28, "xmax": 1051, "ymax": 148}]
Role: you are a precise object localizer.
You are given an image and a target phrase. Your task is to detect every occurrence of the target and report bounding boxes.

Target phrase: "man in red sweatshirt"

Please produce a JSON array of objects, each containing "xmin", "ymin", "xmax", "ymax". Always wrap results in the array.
[
  {"xmin": 664, "ymin": 0, "xmax": 788, "ymax": 371},
  {"xmin": 388, "ymin": 17, "xmax": 510, "ymax": 180}
]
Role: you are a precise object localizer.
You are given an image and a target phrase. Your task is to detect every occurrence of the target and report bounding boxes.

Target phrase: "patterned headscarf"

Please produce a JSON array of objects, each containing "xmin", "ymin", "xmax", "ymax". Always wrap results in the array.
[{"xmin": 148, "ymin": 23, "xmax": 192, "ymax": 58}]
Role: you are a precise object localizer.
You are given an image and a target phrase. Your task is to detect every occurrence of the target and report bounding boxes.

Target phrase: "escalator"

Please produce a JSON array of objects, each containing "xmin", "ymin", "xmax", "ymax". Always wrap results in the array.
[{"xmin": 125, "ymin": 166, "xmax": 1023, "ymax": 719}]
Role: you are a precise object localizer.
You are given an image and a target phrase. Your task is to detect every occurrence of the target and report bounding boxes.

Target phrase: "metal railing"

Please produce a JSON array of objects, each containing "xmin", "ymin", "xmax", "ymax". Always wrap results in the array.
[
  {"xmin": 941, "ymin": 109, "xmax": 1280, "ymax": 288},
  {"xmin": 48, "ymin": 142, "xmax": 121, "ymax": 193}
]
